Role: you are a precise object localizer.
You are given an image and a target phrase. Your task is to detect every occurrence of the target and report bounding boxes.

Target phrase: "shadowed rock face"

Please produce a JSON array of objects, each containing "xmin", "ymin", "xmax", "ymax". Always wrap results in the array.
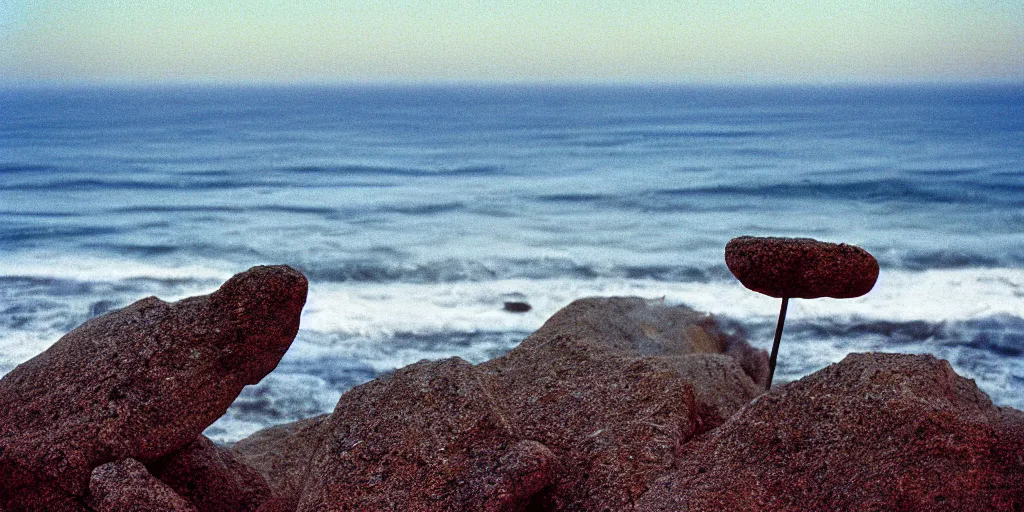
[
  {"xmin": 0, "ymin": 265, "xmax": 307, "ymax": 511},
  {"xmin": 297, "ymin": 358, "xmax": 557, "ymax": 512},
  {"xmin": 146, "ymin": 435, "xmax": 272, "ymax": 512},
  {"xmin": 637, "ymin": 353, "xmax": 1024, "ymax": 511},
  {"xmin": 725, "ymin": 236, "xmax": 879, "ymax": 299},
  {"xmin": 87, "ymin": 458, "xmax": 197, "ymax": 512}
]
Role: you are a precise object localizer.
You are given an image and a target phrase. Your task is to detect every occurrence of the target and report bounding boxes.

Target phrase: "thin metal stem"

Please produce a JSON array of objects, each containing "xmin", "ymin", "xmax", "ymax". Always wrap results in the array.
[{"xmin": 766, "ymin": 297, "xmax": 789, "ymax": 390}]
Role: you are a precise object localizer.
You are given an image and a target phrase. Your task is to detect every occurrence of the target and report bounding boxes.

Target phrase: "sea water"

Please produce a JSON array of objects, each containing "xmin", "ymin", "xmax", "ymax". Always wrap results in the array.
[{"xmin": 1, "ymin": 84, "xmax": 1022, "ymax": 442}]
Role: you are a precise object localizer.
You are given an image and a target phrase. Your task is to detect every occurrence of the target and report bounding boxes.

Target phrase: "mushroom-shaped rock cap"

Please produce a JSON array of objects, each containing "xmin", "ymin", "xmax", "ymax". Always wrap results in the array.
[{"xmin": 725, "ymin": 236, "xmax": 878, "ymax": 299}]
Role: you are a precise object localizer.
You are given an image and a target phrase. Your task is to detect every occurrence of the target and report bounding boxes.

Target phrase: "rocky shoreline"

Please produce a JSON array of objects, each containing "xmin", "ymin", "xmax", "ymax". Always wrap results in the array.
[{"xmin": 1, "ymin": 266, "xmax": 1020, "ymax": 511}]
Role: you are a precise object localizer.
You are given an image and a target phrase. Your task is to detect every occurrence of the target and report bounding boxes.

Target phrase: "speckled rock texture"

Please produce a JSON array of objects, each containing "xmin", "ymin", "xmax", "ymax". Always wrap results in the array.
[
  {"xmin": 725, "ymin": 236, "xmax": 879, "ymax": 299},
  {"xmin": 86, "ymin": 458, "xmax": 197, "ymax": 512},
  {"xmin": 296, "ymin": 357, "xmax": 557, "ymax": 512},
  {"xmin": 146, "ymin": 435, "xmax": 272, "ymax": 512},
  {"xmin": 240, "ymin": 297, "xmax": 766, "ymax": 511},
  {"xmin": 518, "ymin": 296, "xmax": 770, "ymax": 387},
  {"xmin": 0, "ymin": 265, "xmax": 307, "ymax": 511},
  {"xmin": 479, "ymin": 297, "xmax": 767, "ymax": 511},
  {"xmin": 233, "ymin": 414, "xmax": 331, "ymax": 512},
  {"xmin": 636, "ymin": 353, "xmax": 1024, "ymax": 511}
]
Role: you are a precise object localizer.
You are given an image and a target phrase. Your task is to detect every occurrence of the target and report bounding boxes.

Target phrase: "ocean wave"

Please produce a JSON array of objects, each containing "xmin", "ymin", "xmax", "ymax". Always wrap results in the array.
[
  {"xmin": 297, "ymin": 259, "xmax": 729, "ymax": 284},
  {"xmin": 0, "ymin": 225, "xmax": 125, "ymax": 243},
  {"xmin": 0, "ymin": 254, "xmax": 233, "ymax": 283},
  {"xmin": 278, "ymin": 164, "xmax": 503, "ymax": 177},
  {"xmin": 653, "ymin": 178, "xmax": 981, "ymax": 204},
  {"xmin": 295, "ymin": 268, "xmax": 1024, "ymax": 337},
  {"xmin": 0, "ymin": 163, "xmax": 53, "ymax": 174},
  {"xmin": 887, "ymin": 250, "xmax": 1011, "ymax": 270},
  {"xmin": 110, "ymin": 205, "xmax": 341, "ymax": 216}
]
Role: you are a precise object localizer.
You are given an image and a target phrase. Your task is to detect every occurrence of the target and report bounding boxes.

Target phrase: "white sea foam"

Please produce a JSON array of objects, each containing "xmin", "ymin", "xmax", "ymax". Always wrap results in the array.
[
  {"xmin": 298, "ymin": 267, "xmax": 1024, "ymax": 339},
  {"xmin": 0, "ymin": 252, "xmax": 234, "ymax": 283}
]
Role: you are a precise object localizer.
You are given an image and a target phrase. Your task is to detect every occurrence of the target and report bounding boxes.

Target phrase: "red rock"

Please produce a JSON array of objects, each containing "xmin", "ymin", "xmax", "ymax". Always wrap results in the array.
[
  {"xmin": 146, "ymin": 435, "xmax": 271, "ymax": 512},
  {"xmin": 0, "ymin": 265, "xmax": 307, "ymax": 511},
  {"xmin": 725, "ymin": 236, "xmax": 879, "ymax": 299},
  {"xmin": 247, "ymin": 298, "xmax": 767, "ymax": 512},
  {"xmin": 296, "ymin": 357, "xmax": 557, "ymax": 511},
  {"xmin": 86, "ymin": 458, "xmax": 197, "ymax": 512},
  {"xmin": 636, "ymin": 353, "xmax": 1024, "ymax": 511},
  {"xmin": 233, "ymin": 414, "xmax": 331, "ymax": 512},
  {"xmin": 518, "ymin": 296, "xmax": 770, "ymax": 386},
  {"xmin": 479, "ymin": 297, "xmax": 767, "ymax": 510}
]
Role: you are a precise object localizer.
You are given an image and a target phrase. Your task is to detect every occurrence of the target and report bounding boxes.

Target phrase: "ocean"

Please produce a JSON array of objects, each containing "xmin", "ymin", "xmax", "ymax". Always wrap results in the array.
[{"xmin": 1, "ymin": 84, "xmax": 1022, "ymax": 442}]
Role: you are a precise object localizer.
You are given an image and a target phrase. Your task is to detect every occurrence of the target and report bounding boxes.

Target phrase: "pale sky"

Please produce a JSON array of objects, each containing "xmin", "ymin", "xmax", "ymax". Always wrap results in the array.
[{"xmin": 1, "ymin": 0, "xmax": 1022, "ymax": 84}]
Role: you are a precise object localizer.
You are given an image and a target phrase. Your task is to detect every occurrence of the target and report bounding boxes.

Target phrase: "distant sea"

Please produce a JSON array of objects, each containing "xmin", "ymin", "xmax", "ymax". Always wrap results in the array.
[{"xmin": 2, "ymin": 84, "xmax": 1022, "ymax": 442}]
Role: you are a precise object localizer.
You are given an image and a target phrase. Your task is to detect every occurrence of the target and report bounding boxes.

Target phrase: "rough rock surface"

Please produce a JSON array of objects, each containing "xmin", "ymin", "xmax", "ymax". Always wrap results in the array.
[
  {"xmin": 725, "ymin": 236, "xmax": 879, "ymax": 299},
  {"xmin": 637, "ymin": 353, "xmax": 1024, "ymax": 511},
  {"xmin": 297, "ymin": 357, "xmax": 557, "ymax": 512},
  {"xmin": 87, "ymin": 458, "xmax": 197, "ymax": 512},
  {"xmin": 0, "ymin": 265, "xmax": 307, "ymax": 511},
  {"xmin": 146, "ymin": 435, "xmax": 272, "ymax": 512},
  {"xmin": 479, "ymin": 297, "xmax": 767, "ymax": 511},
  {"xmin": 517, "ymin": 296, "xmax": 770, "ymax": 387},
  {"xmin": 233, "ymin": 414, "xmax": 331, "ymax": 512}
]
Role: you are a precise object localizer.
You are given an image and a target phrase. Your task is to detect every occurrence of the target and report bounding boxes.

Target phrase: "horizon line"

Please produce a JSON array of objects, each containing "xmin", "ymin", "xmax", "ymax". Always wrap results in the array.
[{"xmin": 3, "ymin": 77, "xmax": 1023, "ymax": 90}]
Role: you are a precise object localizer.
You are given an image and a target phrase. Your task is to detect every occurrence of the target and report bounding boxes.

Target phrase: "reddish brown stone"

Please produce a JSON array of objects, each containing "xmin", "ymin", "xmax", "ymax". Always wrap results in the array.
[
  {"xmin": 479, "ymin": 297, "xmax": 766, "ymax": 511},
  {"xmin": 146, "ymin": 435, "xmax": 272, "ymax": 512},
  {"xmin": 0, "ymin": 265, "xmax": 307, "ymax": 511},
  {"xmin": 725, "ymin": 236, "xmax": 879, "ymax": 299},
  {"xmin": 518, "ymin": 296, "xmax": 770, "ymax": 387},
  {"xmin": 87, "ymin": 458, "xmax": 197, "ymax": 512},
  {"xmin": 233, "ymin": 414, "xmax": 331, "ymax": 512},
  {"xmin": 636, "ymin": 353, "xmax": 1024, "ymax": 511},
  {"xmin": 296, "ymin": 357, "xmax": 557, "ymax": 512}
]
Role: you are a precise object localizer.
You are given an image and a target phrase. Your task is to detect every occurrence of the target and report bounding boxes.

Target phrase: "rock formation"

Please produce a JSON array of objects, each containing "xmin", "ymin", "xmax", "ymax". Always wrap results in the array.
[
  {"xmin": 146, "ymin": 435, "xmax": 271, "ymax": 512},
  {"xmin": 4, "ymin": 277, "xmax": 1019, "ymax": 511},
  {"xmin": 0, "ymin": 265, "xmax": 307, "ymax": 511},
  {"xmin": 87, "ymin": 458, "xmax": 197, "ymax": 512},
  {"xmin": 241, "ymin": 297, "xmax": 768, "ymax": 511},
  {"xmin": 636, "ymin": 353, "xmax": 1024, "ymax": 511},
  {"xmin": 725, "ymin": 236, "xmax": 879, "ymax": 299},
  {"xmin": 479, "ymin": 297, "xmax": 766, "ymax": 510},
  {"xmin": 296, "ymin": 357, "xmax": 557, "ymax": 511}
]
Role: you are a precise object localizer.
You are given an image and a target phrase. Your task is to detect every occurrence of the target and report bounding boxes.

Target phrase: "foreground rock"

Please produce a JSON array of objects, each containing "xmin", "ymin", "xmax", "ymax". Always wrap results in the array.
[
  {"xmin": 87, "ymin": 458, "xmax": 197, "ymax": 512},
  {"xmin": 296, "ymin": 357, "xmax": 557, "ymax": 511},
  {"xmin": 233, "ymin": 298, "xmax": 767, "ymax": 511},
  {"xmin": 297, "ymin": 357, "xmax": 556, "ymax": 511},
  {"xmin": 480, "ymin": 297, "xmax": 767, "ymax": 510},
  {"xmin": 0, "ymin": 265, "xmax": 307, "ymax": 511},
  {"xmin": 147, "ymin": 435, "xmax": 272, "ymax": 512},
  {"xmin": 725, "ymin": 236, "xmax": 879, "ymax": 299},
  {"xmin": 637, "ymin": 353, "xmax": 1024, "ymax": 511}
]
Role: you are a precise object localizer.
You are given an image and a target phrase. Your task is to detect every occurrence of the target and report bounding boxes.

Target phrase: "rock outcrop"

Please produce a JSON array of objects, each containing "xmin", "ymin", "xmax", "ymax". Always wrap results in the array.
[
  {"xmin": 146, "ymin": 435, "xmax": 272, "ymax": 512},
  {"xmin": 87, "ymin": 458, "xmax": 197, "ymax": 512},
  {"xmin": 479, "ymin": 297, "xmax": 767, "ymax": 510},
  {"xmin": 12, "ymin": 279, "xmax": 1014, "ymax": 512},
  {"xmin": 0, "ymin": 265, "xmax": 307, "ymax": 511},
  {"xmin": 726, "ymin": 236, "xmax": 879, "ymax": 299},
  {"xmin": 296, "ymin": 357, "xmax": 557, "ymax": 512},
  {"xmin": 637, "ymin": 353, "xmax": 1024, "ymax": 511},
  {"xmin": 234, "ymin": 297, "xmax": 767, "ymax": 511}
]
